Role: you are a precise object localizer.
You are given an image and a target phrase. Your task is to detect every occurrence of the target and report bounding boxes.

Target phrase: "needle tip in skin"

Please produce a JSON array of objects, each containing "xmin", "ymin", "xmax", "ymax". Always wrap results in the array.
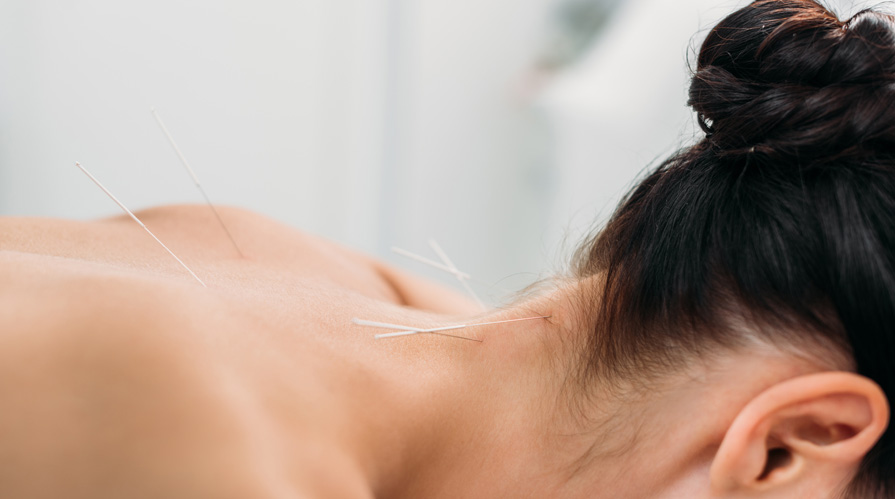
[
  {"xmin": 150, "ymin": 109, "xmax": 245, "ymax": 258},
  {"xmin": 73, "ymin": 161, "xmax": 207, "ymax": 287}
]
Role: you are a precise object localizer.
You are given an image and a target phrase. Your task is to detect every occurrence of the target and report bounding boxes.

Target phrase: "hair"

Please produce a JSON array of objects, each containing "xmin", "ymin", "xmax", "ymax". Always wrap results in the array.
[{"xmin": 572, "ymin": 0, "xmax": 895, "ymax": 496}]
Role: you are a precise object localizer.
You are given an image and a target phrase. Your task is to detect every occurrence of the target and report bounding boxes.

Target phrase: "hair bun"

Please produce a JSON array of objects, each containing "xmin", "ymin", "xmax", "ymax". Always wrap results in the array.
[{"xmin": 688, "ymin": 0, "xmax": 895, "ymax": 163}]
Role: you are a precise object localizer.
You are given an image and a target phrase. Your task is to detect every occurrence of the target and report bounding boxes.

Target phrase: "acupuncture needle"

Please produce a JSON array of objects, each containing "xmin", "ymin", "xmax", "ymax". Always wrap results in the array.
[
  {"xmin": 352, "ymin": 316, "xmax": 550, "ymax": 341},
  {"xmin": 151, "ymin": 108, "xmax": 245, "ymax": 257},
  {"xmin": 391, "ymin": 246, "xmax": 471, "ymax": 278},
  {"xmin": 74, "ymin": 162, "xmax": 207, "ymax": 287},
  {"xmin": 428, "ymin": 238, "xmax": 486, "ymax": 309},
  {"xmin": 391, "ymin": 244, "xmax": 486, "ymax": 309}
]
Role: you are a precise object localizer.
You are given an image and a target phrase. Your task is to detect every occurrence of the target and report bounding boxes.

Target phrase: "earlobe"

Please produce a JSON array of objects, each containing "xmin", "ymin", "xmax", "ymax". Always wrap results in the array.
[{"xmin": 710, "ymin": 372, "xmax": 889, "ymax": 496}]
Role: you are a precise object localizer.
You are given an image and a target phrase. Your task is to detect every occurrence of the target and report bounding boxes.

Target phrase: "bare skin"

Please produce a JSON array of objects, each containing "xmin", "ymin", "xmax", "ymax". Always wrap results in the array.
[{"xmin": 0, "ymin": 205, "xmax": 886, "ymax": 498}]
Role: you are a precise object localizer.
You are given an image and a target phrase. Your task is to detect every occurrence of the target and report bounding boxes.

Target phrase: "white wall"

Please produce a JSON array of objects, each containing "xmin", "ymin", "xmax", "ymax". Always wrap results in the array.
[
  {"xmin": 538, "ymin": 0, "xmax": 735, "ymax": 251},
  {"xmin": 0, "ymin": 0, "xmax": 561, "ymax": 302},
  {"xmin": 0, "ymin": 0, "xmax": 393, "ymax": 236},
  {"xmin": 382, "ymin": 0, "xmax": 561, "ymax": 290}
]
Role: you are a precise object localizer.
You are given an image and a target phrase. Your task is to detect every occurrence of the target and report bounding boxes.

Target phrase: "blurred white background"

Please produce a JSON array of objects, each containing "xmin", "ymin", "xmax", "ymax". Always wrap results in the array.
[{"xmin": 0, "ymin": 0, "xmax": 872, "ymax": 303}]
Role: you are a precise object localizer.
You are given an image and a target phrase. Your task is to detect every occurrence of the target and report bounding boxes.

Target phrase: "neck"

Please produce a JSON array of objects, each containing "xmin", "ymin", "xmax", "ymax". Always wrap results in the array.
[
  {"xmin": 325, "ymin": 286, "xmax": 579, "ymax": 497},
  {"xmin": 316, "ymin": 284, "xmax": 837, "ymax": 498}
]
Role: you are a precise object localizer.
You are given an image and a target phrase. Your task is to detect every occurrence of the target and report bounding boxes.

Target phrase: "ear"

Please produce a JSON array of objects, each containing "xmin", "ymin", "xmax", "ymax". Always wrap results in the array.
[{"xmin": 710, "ymin": 372, "xmax": 889, "ymax": 497}]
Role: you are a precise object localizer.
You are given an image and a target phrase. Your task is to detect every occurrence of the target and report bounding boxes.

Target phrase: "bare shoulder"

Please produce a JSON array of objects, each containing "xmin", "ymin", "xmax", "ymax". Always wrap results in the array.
[
  {"xmin": 0, "ymin": 252, "xmax": 294, "ymax": 498},
  {"xmin": 125, "ymin": 204, "xmax": 480, "ymax": 312}
]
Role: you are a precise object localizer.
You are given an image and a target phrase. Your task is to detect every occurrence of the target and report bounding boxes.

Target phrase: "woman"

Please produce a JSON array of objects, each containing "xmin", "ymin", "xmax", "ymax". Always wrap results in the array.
[{"xmin": 1, "ymin": 0, "xmax": 892, "ymax": 497}]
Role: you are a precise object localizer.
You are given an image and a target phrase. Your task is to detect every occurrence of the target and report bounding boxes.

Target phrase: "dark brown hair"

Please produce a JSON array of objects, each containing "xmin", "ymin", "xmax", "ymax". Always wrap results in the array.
[{"xmin": 574, "ymin": 1, "xmax": 895, "ymax": 495}]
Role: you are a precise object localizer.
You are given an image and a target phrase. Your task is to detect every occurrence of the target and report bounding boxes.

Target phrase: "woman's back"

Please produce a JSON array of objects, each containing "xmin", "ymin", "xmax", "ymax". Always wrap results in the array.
[{"xmin": 0, "ymin": 204, "xmax": 476, "ymax": 498}]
